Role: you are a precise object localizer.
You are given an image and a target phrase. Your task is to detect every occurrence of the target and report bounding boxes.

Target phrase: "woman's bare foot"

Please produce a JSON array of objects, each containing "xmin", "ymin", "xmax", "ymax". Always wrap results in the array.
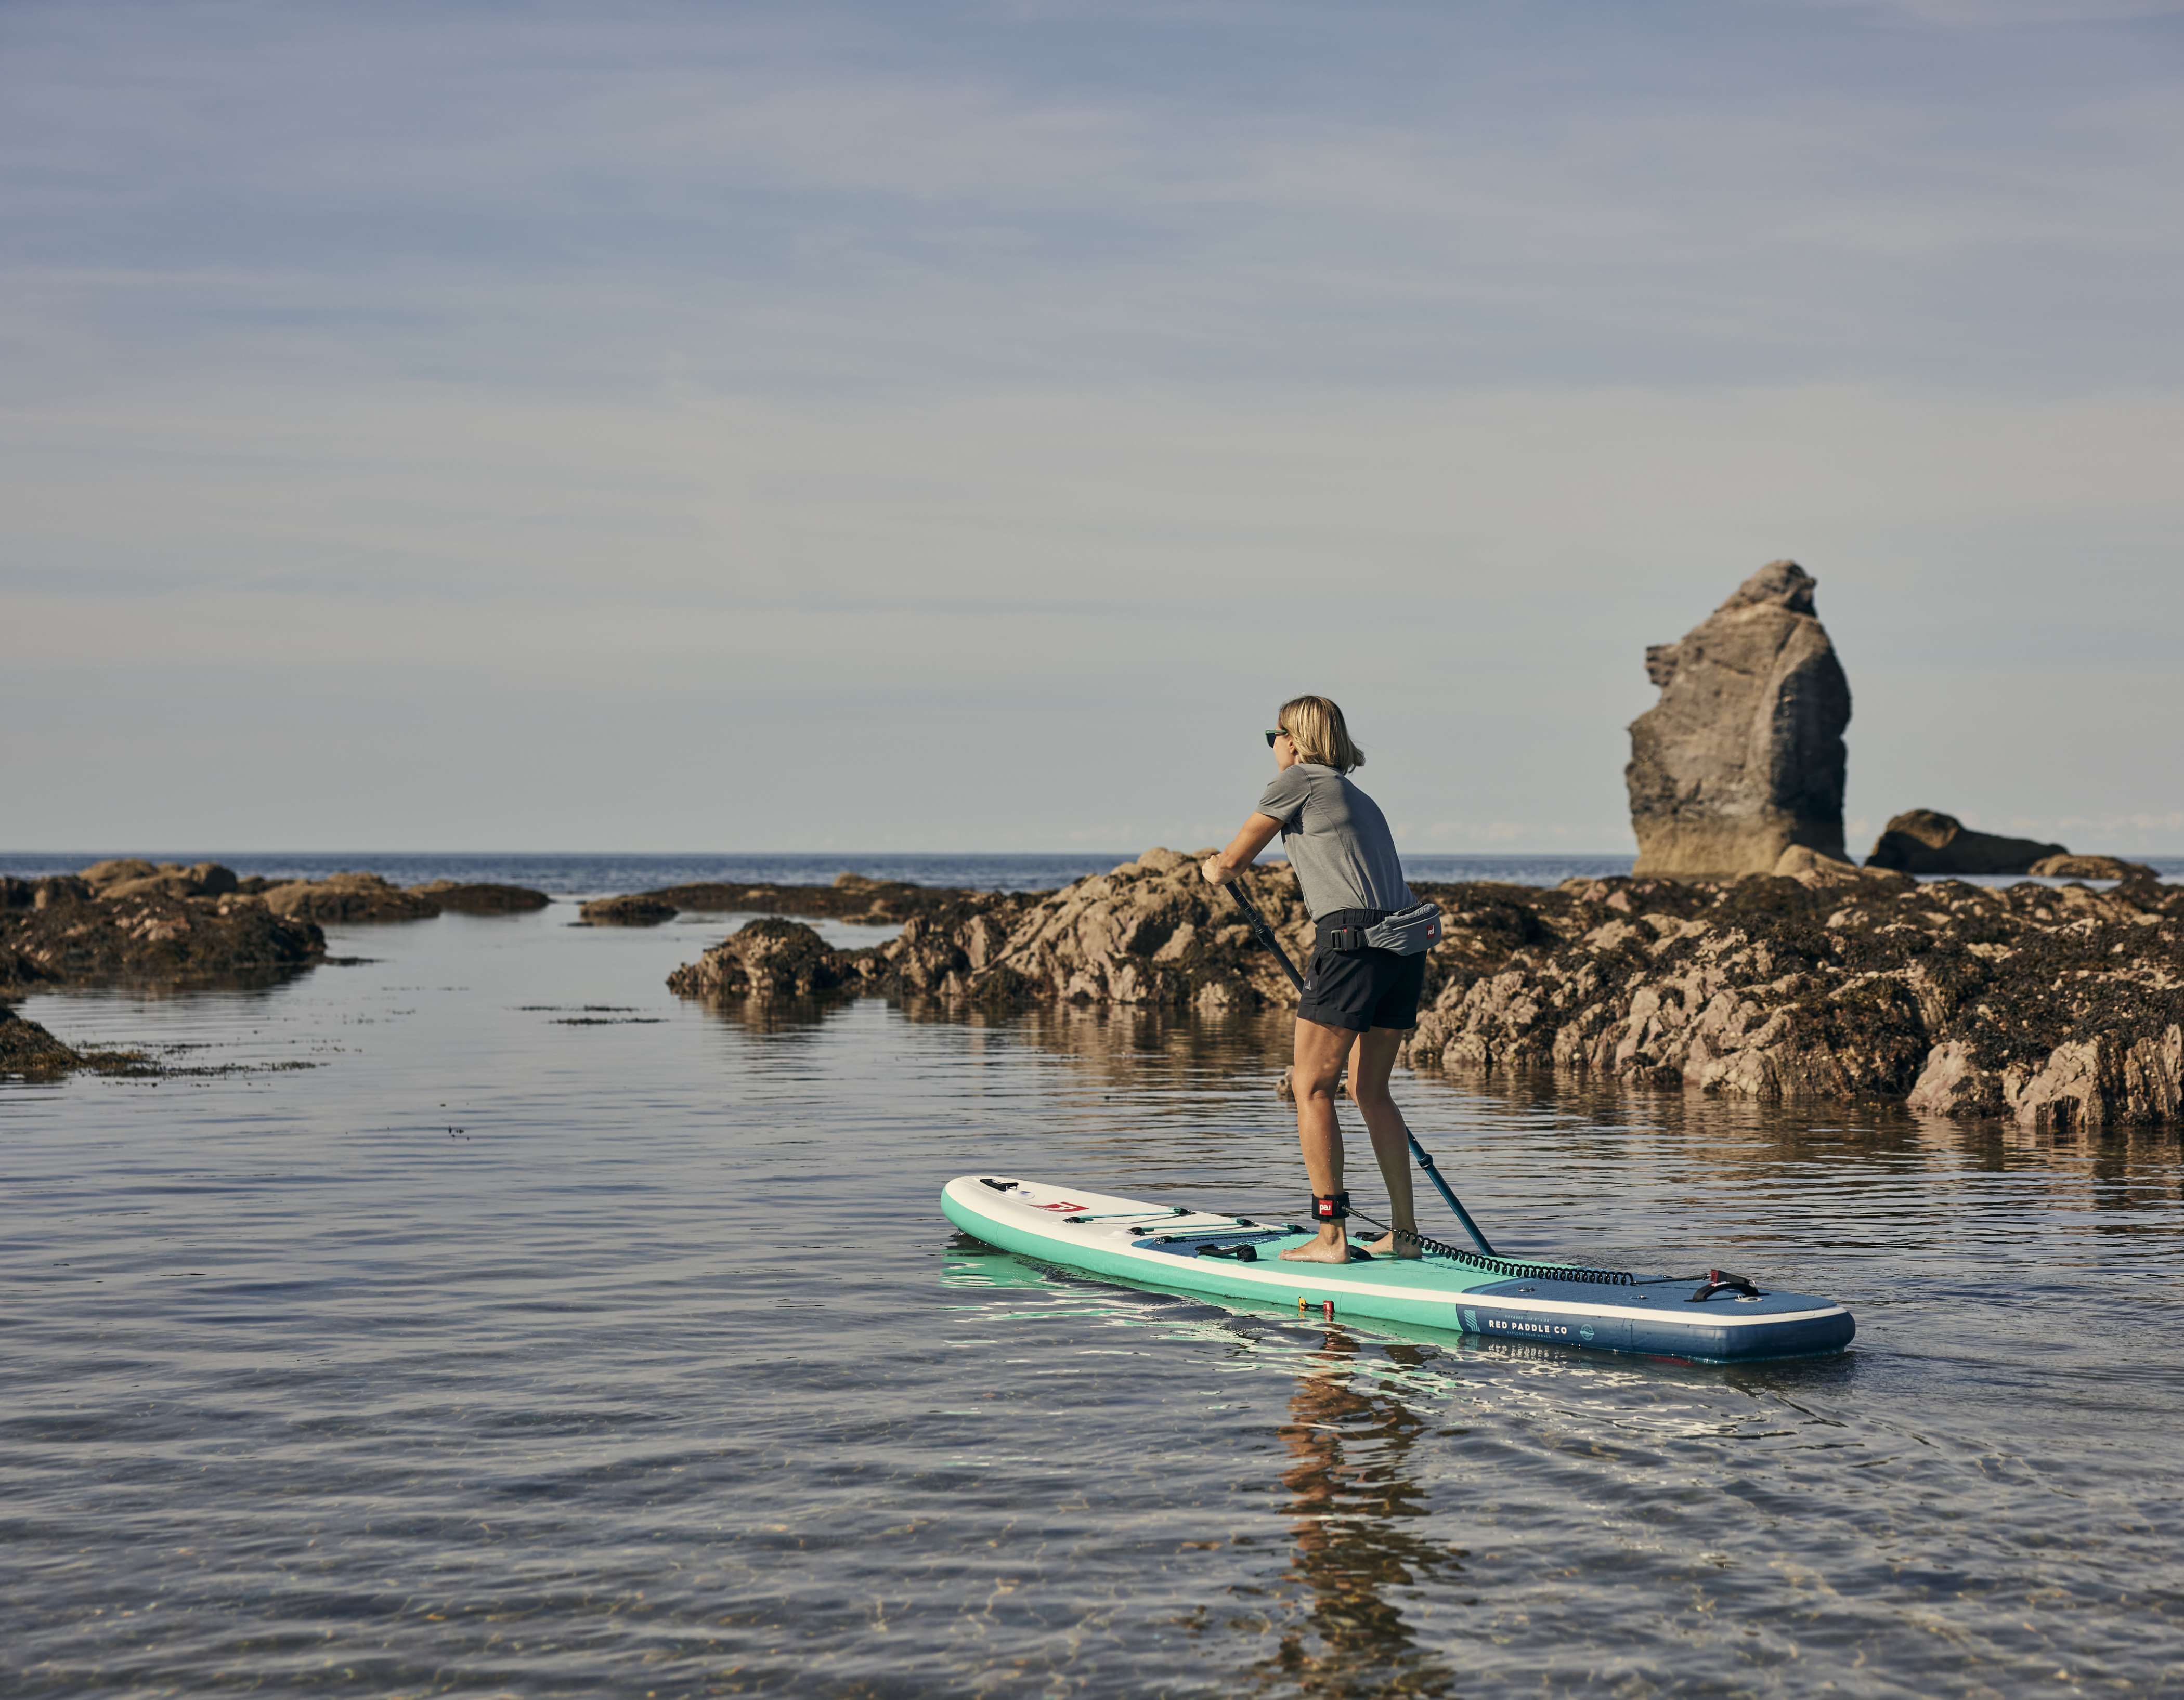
[
  {"xmin": 1362, "ymin": 1232, "xmax": 1422, "ymax": 1259},
  {"xmin": 1281, "ymin": 1230, "xmax": 1353, "ymax": 1264}
]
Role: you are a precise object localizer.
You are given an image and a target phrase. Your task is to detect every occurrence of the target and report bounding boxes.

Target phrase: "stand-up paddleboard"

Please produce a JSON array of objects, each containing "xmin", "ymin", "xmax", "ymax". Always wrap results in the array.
[{"xmin": 942, "ymin": 1175, "xmax": 1854, "ymax": 1362}]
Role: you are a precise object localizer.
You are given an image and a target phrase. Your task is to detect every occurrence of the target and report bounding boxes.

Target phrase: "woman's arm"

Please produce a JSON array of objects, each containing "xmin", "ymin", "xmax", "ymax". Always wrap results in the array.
[{"xmin": 1201, "ymin": 814, "xmax": 1284, "ymax": 886}]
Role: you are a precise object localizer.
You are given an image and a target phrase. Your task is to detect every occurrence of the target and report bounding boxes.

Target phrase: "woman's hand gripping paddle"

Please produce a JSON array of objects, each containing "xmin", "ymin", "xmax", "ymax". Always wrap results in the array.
[{"xmin": 1220, "ymin": 878, "xmax": 1501, "ymax": 1259}]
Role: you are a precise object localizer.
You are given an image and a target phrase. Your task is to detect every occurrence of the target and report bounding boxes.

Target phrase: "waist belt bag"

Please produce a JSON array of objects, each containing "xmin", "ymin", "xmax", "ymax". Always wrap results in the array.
[{"xmin": 1362, "ymin": 900, "xmax": 1442, "ymax": 956}]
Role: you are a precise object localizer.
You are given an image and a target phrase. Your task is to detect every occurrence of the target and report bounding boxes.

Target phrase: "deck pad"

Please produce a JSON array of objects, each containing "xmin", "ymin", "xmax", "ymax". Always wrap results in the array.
[{"xmin": 943, "ymin": 1174, "xmax": 1854, "ymax": 1362}]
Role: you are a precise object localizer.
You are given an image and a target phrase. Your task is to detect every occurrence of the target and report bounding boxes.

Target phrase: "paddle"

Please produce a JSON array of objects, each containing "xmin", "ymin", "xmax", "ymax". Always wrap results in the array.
[{"xmin": 1220, "ymin": 877, "xmax": 1500, "ymax": 1258}]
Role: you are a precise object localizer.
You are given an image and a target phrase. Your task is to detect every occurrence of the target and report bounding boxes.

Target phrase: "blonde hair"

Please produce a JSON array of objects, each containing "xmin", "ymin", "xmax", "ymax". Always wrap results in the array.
[{"xmin": 1278, "ymin": 695, "xmax": 1364, "ymax": 773}]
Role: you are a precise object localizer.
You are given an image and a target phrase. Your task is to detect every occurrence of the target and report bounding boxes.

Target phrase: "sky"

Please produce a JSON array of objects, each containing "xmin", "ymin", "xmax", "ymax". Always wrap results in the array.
[{"xmin": 4, "ymin": 0, "xmax": 2181, "ymax": 855}]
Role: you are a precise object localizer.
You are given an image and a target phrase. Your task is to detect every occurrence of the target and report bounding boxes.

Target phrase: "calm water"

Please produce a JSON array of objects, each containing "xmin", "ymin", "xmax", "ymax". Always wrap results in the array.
[{"xmin": 5, "ymin": 867, "xmax": 2183, "ymax": 1696}]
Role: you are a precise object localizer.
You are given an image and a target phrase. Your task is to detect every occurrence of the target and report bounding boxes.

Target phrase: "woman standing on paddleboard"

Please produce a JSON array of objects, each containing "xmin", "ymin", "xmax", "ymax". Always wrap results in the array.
[{"xmin": 1201, "ymin": 696, "xmax": 1434, "ymax": 1265}]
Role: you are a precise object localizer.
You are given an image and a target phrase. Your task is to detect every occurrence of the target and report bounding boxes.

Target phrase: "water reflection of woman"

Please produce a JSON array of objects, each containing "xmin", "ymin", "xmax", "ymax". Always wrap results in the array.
[{"xmin": 1264, "ymin": 1330, "xmax": 1466, "ymax": 1696}]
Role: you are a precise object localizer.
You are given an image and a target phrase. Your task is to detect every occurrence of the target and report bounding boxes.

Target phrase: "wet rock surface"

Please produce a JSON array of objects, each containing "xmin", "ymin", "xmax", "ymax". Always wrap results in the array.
[
  {"xmin": 1626, "ymin": 561, "xmax": 1853, "ymax": 879},
  {"xmin": 1866, "ymin": 809, "xmax": 2067, "ymax": 876}
]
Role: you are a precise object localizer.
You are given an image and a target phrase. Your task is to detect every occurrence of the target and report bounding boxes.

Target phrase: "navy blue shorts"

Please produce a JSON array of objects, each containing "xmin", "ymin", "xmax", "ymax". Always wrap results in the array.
[{"xmin": 1296, "ymin": 912, "xmax": 1427, "ymax": 1033}]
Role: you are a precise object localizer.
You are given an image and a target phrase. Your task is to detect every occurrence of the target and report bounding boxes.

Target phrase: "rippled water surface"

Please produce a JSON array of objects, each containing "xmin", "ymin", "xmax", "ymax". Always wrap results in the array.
[{"xmin": 6, "ymin": 899, "xmax": 2183, "ymax": 1696}]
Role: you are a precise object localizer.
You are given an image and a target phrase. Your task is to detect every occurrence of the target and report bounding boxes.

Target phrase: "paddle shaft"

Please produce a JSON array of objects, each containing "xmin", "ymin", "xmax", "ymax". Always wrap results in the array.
[{"xmin": 1219, "ymin": 879, "xmax": 1498, "ymax": 1257}]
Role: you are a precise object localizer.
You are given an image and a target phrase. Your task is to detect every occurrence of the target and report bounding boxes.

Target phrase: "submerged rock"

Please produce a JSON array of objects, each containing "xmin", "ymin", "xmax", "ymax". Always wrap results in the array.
[
  {"xmin": 0, "ymin": 1004, "xmax": 82, "ymax": 1075},
  {"xmin": 1865, "ymin": 810, "xmax": 2066, "ymax": 876},
  {"xmin": 0, "ymin": 1003, "xmax": 146, "ymax": 1078},
  {"xmin": 1626, "ymin": 562, "xmax": 1852, "ymax": 879}
]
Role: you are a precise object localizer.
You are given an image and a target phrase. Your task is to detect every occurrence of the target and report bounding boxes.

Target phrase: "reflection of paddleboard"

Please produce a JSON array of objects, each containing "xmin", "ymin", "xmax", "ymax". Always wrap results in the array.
[{"xmin": 942, "ymin": 1175, "xmax": 1854, "ymax": 1363}]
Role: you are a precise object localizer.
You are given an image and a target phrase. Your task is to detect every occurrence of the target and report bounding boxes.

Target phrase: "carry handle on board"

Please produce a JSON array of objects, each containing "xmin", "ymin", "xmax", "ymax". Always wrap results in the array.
[{"xmin": 1220, "ymin": 878, "xmax": 1500, "ymax": 1259}]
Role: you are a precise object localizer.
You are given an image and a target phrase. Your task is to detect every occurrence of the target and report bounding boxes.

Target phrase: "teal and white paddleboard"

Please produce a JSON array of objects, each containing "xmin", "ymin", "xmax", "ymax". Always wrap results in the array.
[{"xmin": 943, "ymin": 1174, "xmax": 1854, "ymax": 1362}]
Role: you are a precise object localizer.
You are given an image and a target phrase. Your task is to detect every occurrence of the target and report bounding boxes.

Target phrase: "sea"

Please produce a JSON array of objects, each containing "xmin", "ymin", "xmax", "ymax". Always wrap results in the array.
[{"xmin": 4, "ymin": 853, "xmax": 2182, "ymax": 1697}]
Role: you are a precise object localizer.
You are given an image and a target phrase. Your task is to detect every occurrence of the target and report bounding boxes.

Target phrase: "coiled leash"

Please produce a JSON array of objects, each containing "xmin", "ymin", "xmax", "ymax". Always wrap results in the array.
[{"xmin": 1342, "ymin": 1201, "xmax": 1637, "ymax": 1285}]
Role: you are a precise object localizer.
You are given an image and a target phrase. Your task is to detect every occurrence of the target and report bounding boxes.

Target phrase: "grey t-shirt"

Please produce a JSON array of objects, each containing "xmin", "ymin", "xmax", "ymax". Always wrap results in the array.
[{"xmin": 1254, "ymin": 764, "xmax": 1414, "ymax": 920}]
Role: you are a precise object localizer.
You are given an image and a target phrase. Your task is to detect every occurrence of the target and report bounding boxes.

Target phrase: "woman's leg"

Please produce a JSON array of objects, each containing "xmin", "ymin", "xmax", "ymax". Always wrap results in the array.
[
  {"xmin": 1280, "ymin": 1016, "xmax": 1361, "ymax": 1264},
  {"xmin": 1349, "ymin": 1027, "xmax": 1421, "ymax": 1257}
]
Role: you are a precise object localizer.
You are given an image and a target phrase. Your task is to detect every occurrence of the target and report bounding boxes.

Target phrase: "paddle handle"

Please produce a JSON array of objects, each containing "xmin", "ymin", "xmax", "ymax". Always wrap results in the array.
[{"xmin": 1219, "ymin": 879, "xmax": 1498, "ymax": 1258}]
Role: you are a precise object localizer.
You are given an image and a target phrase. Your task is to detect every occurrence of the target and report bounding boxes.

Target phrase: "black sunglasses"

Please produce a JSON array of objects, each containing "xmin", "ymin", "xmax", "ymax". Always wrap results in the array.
[{"xmin": 1265, "ymin": 729, "xmax": 1287, "ymax": 748}]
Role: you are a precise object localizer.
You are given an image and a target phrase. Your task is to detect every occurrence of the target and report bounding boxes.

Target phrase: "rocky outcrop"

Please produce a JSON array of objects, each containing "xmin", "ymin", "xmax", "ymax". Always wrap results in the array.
[
  {"xmin": 666, "ymin": 918, "xmax": 879, "ymax": 999},
  {"xmin": 256, "ymin": 872, "xmax": 440, "ymax": 923},
  {"xmin": 875, "ymin": 848, "xmax": 1308, "ymax": 1011},
  {"xmin": 1400, "ymin": 871, "xmax": 2184, "ymax": 1129},
  {"xmin": 594, "ymin": 871, "xmax": 973, "ymax": 926},
  {"xmin": 662, "ymin": 849, "xmax": 1309, "ymax": 1013},
  {"xmin": 17, "ymin": 865, "xmax": 548, "ymax": 926},
  {"xmin": 409, "ymin": 881, "xmax": 552, "ymax": 914},
  {"xmin": 1626, "ymin": 562, "xmax": 1852, "ymax": 879},
  {"xmin": 1865, "ymin": 810, "xmax": 2068, "ymax": 875},
  {"xmin": 0, "ymin": 858, "xmax": 551, "ymax": 1005},
  {"xmin": 0, "ymin": 887, "xmax": 325, "ymax": 993},
  {"xmin": 580, "ymin": 894, "xmax": 679, "ymax": 926},
  {"xmin": 77, "ymin": 859, "xmax": 242, "ymax": 901},
  {"xmin": 2029, "ymin": 853, "xmax": 2157, "ymax": 882},
  {"xmin": 688, "ymin": 846, "xmax": 2184, "ymax": 1128}
]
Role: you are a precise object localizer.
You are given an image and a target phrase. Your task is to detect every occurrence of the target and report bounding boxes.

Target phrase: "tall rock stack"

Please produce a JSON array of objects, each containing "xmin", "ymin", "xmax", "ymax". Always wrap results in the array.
[{"xmin": 1626, "ymin": 561, "xmax": 1852, "ymax": 879}]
